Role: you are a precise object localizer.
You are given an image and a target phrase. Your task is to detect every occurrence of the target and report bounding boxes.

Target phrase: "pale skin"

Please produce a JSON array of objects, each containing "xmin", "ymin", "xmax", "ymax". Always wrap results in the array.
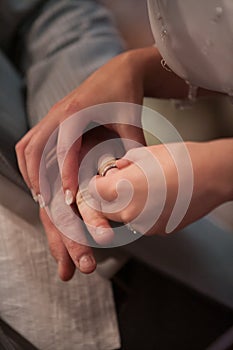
[
  {"xmin": 16, "ymin": 46, "xmax": 233, "ymax": 280},
  {"xmin": 88, "ymin": 140, "xmax": 233, "ymax": 236},
  {"xmin": 38, "ymin": 126, "xmax": 123, "ymax": 281}
]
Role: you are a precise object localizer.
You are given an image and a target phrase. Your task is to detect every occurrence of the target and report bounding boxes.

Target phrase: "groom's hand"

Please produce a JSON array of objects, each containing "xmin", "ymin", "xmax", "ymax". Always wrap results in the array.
[{"xmin": 38, "ymin": 126, "xmax": 124, "ymax": 281}]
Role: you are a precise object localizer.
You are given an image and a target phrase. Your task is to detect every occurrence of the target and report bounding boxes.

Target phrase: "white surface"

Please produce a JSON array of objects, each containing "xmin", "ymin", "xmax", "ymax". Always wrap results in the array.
[{"xmin": 0, "ymin": 202, "xmax": 120, "ymax": 350}]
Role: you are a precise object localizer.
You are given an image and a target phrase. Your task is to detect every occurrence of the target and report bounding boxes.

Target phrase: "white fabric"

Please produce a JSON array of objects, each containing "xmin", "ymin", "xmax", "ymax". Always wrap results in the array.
[
  {"xmin": 148, "ymin": 0, "xmax": 233, "ymax": 94},
  {"xmin": 0, "ymin": 203, "xmax": 120, "ymax": 350}
]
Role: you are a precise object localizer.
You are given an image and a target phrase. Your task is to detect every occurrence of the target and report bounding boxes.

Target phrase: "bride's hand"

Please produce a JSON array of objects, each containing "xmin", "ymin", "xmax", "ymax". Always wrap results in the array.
[{"xmin": 87, "ymin": 140, "xmax": 233, "ymax": 235}]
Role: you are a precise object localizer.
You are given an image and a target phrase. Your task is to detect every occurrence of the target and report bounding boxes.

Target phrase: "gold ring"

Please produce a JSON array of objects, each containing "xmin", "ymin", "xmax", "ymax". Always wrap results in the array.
[
  {"xmin": 76, "ymin": 191, "xmax": 84, "ymax": 206},
  {"xmin": 76, "ymin": 188, "xmax": 90, "ymax": 206},
  {"xmin": 98, "ymin": 159, "xmax": 118, "ymax": 177}
]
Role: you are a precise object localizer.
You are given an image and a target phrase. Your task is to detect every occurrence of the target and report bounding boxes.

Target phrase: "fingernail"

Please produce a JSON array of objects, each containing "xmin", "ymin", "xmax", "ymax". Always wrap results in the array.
[
  {"xmin": 96, "ymin": 227, "xmax": 108, "ymax": 235},
  {"xmin": 79, "ymin": 255, "xmax": 95, "ymax": 271},
  {"xmin": 38, "ymin": 193, "xmax": 45, "ymax": 208},
  {"xmin": 30, "ymin": 188, "xmax": 38, "ymax": 202},
  {"xmin": 65, "ymin": 189, "xmax": 74, "ymax": 206}
]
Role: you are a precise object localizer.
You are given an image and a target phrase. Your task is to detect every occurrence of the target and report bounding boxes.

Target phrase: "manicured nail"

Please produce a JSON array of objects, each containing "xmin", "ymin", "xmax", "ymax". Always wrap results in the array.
[
  {"xmin": 37, "ymin": 193, "xmax": 45, "ymax": 208},
  {"xmin": 65, "ymin": 189, "xmax": 74, "ymax": 206},
  {"xmin": 95, "ymin": 227, "xmax": 113, "ymax": 236},
  {"xmin": 30, "ymin": 188, "xmax": 38, "ymax": 202},
  {"xmin": 95, "ymin": 227, "xmax": 106, "ymax": 235},
  {"xmin": 79, "ymin": 255, "xmax": 95, "ymax": 271}
]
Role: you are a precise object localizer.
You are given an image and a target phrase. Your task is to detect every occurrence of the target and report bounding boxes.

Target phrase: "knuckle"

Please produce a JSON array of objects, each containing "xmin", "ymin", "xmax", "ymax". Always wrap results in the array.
[
  {"xmin": 120, "ymin": 210, "xmax": 132, "ymax": 224},
  {"xmin": 50, "ymin": 96, "xmax": 82, "ymax": 118},
  {"xmin": 67, "ymin": 243, "xmax": 89, "ymax": 263},
  {"xmin": 24, "ymin": 142, "xmax": 34, "ymax": 158},
  {"xmin": 24, "ymin": 135, "xmax": 43, "ymax": 162},
  {"xmin": 63, "ymin": 100, "xmax": 79, "ymax": 115},
  {"xmin": 65, "ymin": 239, "xmax": 77, "ymax": 252},
  {"xmin": 97, "ymin": 179, "xmax": 116, "ymax": 200},
  {"xmin": 15, "ymin": 140, "xmax": 22, "ymax": 153},
  {"xmin": 109, "ymin": 182, "xmax": 118, "ymax": 200},
  {"xmin": 15, "ymin": 138, "xmax": 27, "ymax": 155},
  {"xmin": 24, "ymin": 136, "xmax": 38, "ymax": 158},
  {"xmin": 97, "ymin": 186, "xmax": 113, "ymax": 202},
  {"xmin": 63, "ymin": 236, "xmax": 89, "ymax": 258}
]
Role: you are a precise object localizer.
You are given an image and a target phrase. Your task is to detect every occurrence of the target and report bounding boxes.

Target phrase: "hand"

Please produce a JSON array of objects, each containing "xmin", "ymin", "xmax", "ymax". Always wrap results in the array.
[
  {"xmin": 88, "ymin": 144, "xmax": 178, "ymax": 235},
  {"xmin": 39, "ymin": 209, "xmax": 95, "ymax": 281},
  {"xmin": 34, "ymin": 126, "xmax": 125, "ymax": 280},
  {"xmin": 15, "ymin": 49, "xmax": 146, "ymax": 208},
  {"xmin": 88, "ymin": 140, "xmax": 233, "ymax": 235},
  {"xmin": 15, "ymin": 49, "xmax": 148, "ymax": 279}
]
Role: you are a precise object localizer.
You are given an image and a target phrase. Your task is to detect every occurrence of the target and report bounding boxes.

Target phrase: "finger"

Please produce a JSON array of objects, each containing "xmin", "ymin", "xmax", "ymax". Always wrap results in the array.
[
  {"xmin": 48, "ymin": 183, "xmax": 96, "ymax": 274},
  {"xmin": 88, "ymin": 175, "xmax": 118, "ymax": 203},
  {"xmin": 61, "ymin": 233, "xmax": 96, "ymax": 274},
  {"xmin": 40, "ymin": 209, "xmax": 75, "ymax": 281},
  {"xmin": 76, "ymin": 189, "xmax": 114, "ymax": 246},
  {"xmin": 88, "ymin": 168, "xmax": 135, "ymax": 224},
  {"xmin": 22, "ymin": 125, "xmax": 57, "ymax": 207},
  {"xmin": 57, "ymin": 115, "xmax": 88, "ymax": 207},
  {"xmin": 59, "ymin": 138, "xmax": 81, "ymax": 206},
  {"xmin": 116, "ymin": 158, "xmax": 132, "ymax": 169},
  {"xmin": 15, "ymin": 127, "xmax": 38, "ymax": 190}
]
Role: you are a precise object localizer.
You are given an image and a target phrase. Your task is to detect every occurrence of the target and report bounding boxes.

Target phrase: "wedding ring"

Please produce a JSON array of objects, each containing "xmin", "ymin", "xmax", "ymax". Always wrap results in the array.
[
  {"xmin": 98, "ymin": 158, "xmax": 118, "ymax": 177},
  {"xmin": 76, "ymin": 188, "xmax": 91, "ymax": 206},
  {"xmin": 76, "ymin": 190, "xmax": 84, "ymax": 206}
]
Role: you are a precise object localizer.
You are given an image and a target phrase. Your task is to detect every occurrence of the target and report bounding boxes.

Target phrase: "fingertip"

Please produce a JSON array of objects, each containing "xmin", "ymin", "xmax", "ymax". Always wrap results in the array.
[
  {"xmin": 64, "ymin": 188, "xmax": 75, "ymax": 206},
  {"xmin": 116, "ymin": 158, "xmax": 131, "ymax": 169},
  {"xmin": 92, "ymin": 227, "xmax": 115, "ymax": 246},
  {"xmin": 78, "ymin": 254, "xmax": 97, "ymax": 274},
  {"xmin": 58, "ymin": 260, "xmax": 76, "ymax": 281}
]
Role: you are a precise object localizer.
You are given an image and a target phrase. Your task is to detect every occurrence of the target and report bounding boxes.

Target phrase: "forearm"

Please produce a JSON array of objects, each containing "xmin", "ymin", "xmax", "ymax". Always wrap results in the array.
[
  {"xmin": 179, "ymin": 138, "xmax": 233, "ymax": 230},
  {"xmin": 153, "ymin": 138, "xmax": 233, "ymax": 233}
]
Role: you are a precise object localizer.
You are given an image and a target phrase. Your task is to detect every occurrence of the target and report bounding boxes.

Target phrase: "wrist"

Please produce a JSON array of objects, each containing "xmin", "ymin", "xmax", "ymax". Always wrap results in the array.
[
  {"xmin": 121, "ymin": 47, "xmax": 161, "ymax": 94},
  {"xmin": 127, "ymin": 46, "xmax": 189, "ymax": 99},
  {"xmin": 123, "ymin": 47, "xmax": 190, "ymax": 99}
]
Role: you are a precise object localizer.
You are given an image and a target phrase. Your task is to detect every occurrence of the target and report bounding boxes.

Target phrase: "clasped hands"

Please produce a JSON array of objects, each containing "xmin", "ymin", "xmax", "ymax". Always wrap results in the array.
[
  {"xmin": 16, "ymin": 48, "xmax": 231, "ymax": 281},
  {"xmin": 15, "ymin": 116, "xmax": 187, "ymax": 281}
]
